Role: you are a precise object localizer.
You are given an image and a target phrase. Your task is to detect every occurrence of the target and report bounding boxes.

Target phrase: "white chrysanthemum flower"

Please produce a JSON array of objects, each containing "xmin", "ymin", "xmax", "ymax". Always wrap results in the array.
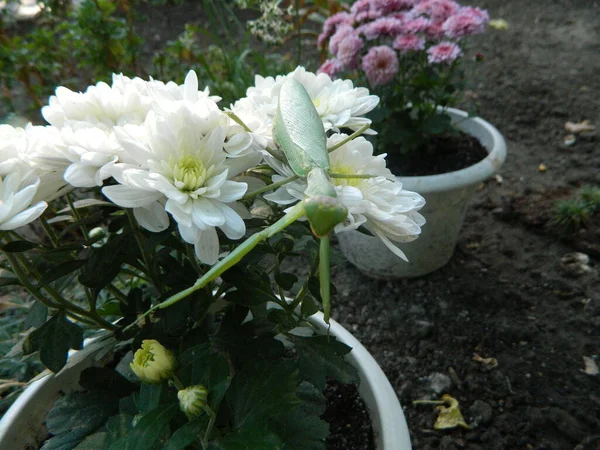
[
  {"xmin": 102, "ymin": 103, "xmax": 260, "ymax": 265},
  {"xmin": 0, "ymin": 171, "xmax": 47, "ymax": 231},
  {"xmin": 233, "ymin": 66, "xmax": 380, "ymax": 138},
  {"xmin": 0, "ymin": 124, "xmax": 28, "ymax": 175},
  {"xmin": 264, "ymin": 134, "xmax": 425, "ymax": 260},
  {"xmin": 0, "ymin": 125, "xmax": 71, "ymax": 202}
]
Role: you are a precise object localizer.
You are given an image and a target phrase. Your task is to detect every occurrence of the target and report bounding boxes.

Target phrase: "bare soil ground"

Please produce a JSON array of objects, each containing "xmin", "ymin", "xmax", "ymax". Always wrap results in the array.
[{"xmin": 328, "ymin": 1, "xmax": 600, "ymax": 449}]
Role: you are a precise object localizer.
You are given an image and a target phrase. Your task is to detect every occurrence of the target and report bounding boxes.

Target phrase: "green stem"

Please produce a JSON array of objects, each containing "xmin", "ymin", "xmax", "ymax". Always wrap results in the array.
[
  {"xmin": 242, "ymin": 174, "xmax": 299, "ymax": 200},
  {"xmin": 171, "ymin": 374, "xmax": 185, "ymax": 391},
  {"xmin": 66, "ymin": 193, "xmax": 90, "ymax": 245},
  {"xmin": 329, "ymin": 173, "xmax": 376, "ymax": 180},
  {"xmin": 288, "ymin": 245, "xmax": 320, "ymax": 313},
  {"xmin": 327, "ymin": 123, "xmax": 371, "ymax": 153},
  {"xmin": 202, "ymin": 405, "xmax": 217, "ymax": 448},
  {"xmin": 5, "ymin": 252, "xmax": 117, "ymax": 331},
  {"xmin": 134, "ymin": 202, "xmax": 306, "ymax": 320},
  {"xmin": 319, "ymin": 236, "xmax": 331, "ymax": 322},
  {"xmin": 39, "ymin": 216, "xmax": 59, "ymax": 247},
  {"xmin": 126, "ymin": 209, "xmax": 165, "ymax": 294},
  {"xmin": 106, "ymin": 284, "xmax": 129, "ymax": 303},
  {"xmin": 224, "ymin": 110, "xmax": 251, "ymax": 132}
]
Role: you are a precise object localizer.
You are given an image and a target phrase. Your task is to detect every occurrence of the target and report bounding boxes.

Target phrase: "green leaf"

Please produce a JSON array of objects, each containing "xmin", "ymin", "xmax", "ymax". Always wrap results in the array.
[
  {"xmin": 133, "ymin": 383, "xmax": 164, "ymax": 414},
  {"xmin": 267, "ymin": 309, "xmax": 297, "ymax": 330},
  {"xmin": 297, "ymin": 381, "xmax": 326, "ymax": 416},
  {"xmin": 276, "ymin": 409, "xmax": 328, "ymax": 450},
  {"xmin": 177, "ymin": 343, "xmax": 232, "ymax": 411},
  {"xmin": 41, "ymin": 391, "xmax": 119, "ymax": 450},
  {"xmin": 293, "ymin": 336, "xmax": 359, "ymax": 391},
  {"xmin": 38, "ymin": 259, "xmax": 86, "ymax": 287},
  {"xmin": 24, "ymin": 301, "xmax": 48, "ymax": 329},
  {"xmin": 23, "ymin": 311, "xmax": 83, "ymax": 373},
  {"xmin": 273, "ymin": 78, "xmax": 329, "ymax": 177},
  {"xmin": 165, "ymin": 418, "xmax": 208, "ymax": 450},
  {"xmin": 227, "ymin": 363, "xmax": 299, "ymax": 431},
  {"xmin": 422, "ymin": 112, "xmax": 453, "ymax": 135},
  {"xmin": 74, "ymin": 432, "xmax": 109, "ymax": 449},
  {"xmin": 0, "ymin": 240, "xmax": 38, "ymax": 252},
  {"xmin": 106, "ymin": 413, "xmax": 134, "ymax": 445},
  {"xmin": 300, "ymin": 296, "xmax": 319, "ymax": 318},
  {"xmin": 121, "ymin": 403, "xmax": 179, "ymax": 450},
  {"xmin": 79, "ymin": 367, "xmax": 136, "ymax": 398},
  {"xmin": 274, "ymin": 273, "xmax": 297, "ymax": 291},
  {"xmin": 211, "ymin": 428, "xmax": 284, "ymax": 450}
]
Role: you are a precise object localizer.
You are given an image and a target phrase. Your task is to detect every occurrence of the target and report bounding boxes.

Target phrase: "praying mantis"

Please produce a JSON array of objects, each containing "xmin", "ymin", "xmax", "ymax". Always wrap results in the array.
[{"xmin": 145, "ymin": 78, "xmax": 373, "ymax": 322}]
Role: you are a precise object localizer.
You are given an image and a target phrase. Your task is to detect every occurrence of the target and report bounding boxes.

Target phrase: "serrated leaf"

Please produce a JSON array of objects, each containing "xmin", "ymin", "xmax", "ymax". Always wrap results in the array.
[
  {"xmin": 211, "ymin": 427, "xmax": 284, "ymax": 450},
  {"xmin": 165, "ymin": 418, "xmax": 208, "ymax": 450},
  {"xmin": 133, "ymin": 383, "xmax": 164, "ymax": 414},
  {"xmin": 38, "ymin": 259, "xmax": 86, "ymax": 287},
  {"xmin": 227, "ymin": 363, "xmax": 299, "ymax": 431},
  {"xmin": 297, "ymin": 381, "xmax": 326, "ymax": 416},
  {"xmin": 74, "ymin": 432, "xmax": 108, "ymax": 449},
  {"xmin": 294, "ymin": 336, "xmax": 359, "ymax": 391},
  {"xmin": 42, "ymin": 391, "xmax": 119, "ymax": 450},
  {"xmin": 177, "ymin": 343, "xmax": 232, "ymax": 411},
  {"xmin": 24, "ymin": 301, "xmax": 48, "ymax": 329},
  {"xmin": 23, "ymin": 311, "xmax": 83, "ymax": 373},
  {"xmin": 0, "ymin": 240, "xmax": 38, "ymax": 252},
  {"xmin": 121, "ymin": 403, "xmax": 179, "ymax": 450},
  {"xmin": 273, "ymin": 78, "xmax": 329, "ymax": 176},
  {"xmin": 275, "ymin": 409, "xmax": 328, "ymax": 450}
]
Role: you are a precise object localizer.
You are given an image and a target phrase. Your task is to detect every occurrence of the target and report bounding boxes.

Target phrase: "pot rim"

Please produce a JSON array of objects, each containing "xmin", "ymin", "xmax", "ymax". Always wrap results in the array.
[
  {"xmin": 0, "ymin": 317, "xmax": 411, "ymax": 450},
  {"xmin": 310, "ymin": 312, "xmax": 413, "ymax": 450},
  {"xmin": 397, "ymin": 107, "xmax": 507, "ymax": 194}
]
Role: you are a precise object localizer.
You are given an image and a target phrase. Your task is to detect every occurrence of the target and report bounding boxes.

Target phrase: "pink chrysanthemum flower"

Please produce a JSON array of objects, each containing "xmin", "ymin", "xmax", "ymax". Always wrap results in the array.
[
  {"xmin": 318, "ymin": 12, "xmax": 354, "ymax": 48},
  {"xmin": 329, "ymin": 25, "xmax": 356, "ymax": 56},
  {"xmin": 362, "ymin": 45, "xmax": 399, "ymax": 87},
  {"xmin": 443, "ymin": 7, "xmax": 489, "ymax": 38},
  {"xmin": 361, "ymin": 17, "xmax": 404, "ymax": 40},
  {"xmin": 400, "ymin": 17, "xmax": 431, "ymax": 34},
  {"xmin": 352, "ymin": 0, "xmax": 383, "ymax": 23},
  {"xmin": 372, "ymin": 0, "xmax": 418, "ymax": 14},
  {"xmin": 318, "ymin": 58, "xmax": 343, "ymax": 77},
  {"xmin": 393, "ymin": 34, "xmax": 426, "ymax": 53},
  {"xmin": 412, "ymin": 0, "xmax": 460, "ymax": 22},
  {"xmin": 337, "ymin": 33, "xmax": 364, "ymax": 69},
  {"xmin": 427, "ymin": 41, "xmax": 462, "ymax": 64}
]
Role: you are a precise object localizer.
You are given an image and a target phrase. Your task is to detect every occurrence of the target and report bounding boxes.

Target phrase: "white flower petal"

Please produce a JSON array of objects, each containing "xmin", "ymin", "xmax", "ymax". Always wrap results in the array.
[
  {"xmin": 0, "ymin": 201, "xmax": 47, "ymax": 231},
  {"xmin": 133, "ymin": 203, "xmax": 170, "ymax": 233},
  {"xmin": 102, "ymin": 185, "xmax": 163, "ymax": 208},
  {"xmin": 194, "ymin": 227, "xmax": 219, "ymax": 265}
]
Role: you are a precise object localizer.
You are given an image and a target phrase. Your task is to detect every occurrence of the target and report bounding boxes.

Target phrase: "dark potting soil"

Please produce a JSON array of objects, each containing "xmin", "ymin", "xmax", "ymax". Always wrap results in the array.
[
  {"xmin": 322, "ymin": 380, "xmax": 375, "ymax": 450},
  {"xmin": 388, "ymin": 133, "xmax": 489, "ymax": 177}
]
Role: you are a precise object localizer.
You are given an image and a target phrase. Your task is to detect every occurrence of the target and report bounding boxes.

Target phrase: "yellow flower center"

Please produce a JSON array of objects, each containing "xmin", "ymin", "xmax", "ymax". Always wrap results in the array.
[
  {"xmin": 133, "ymin": 347, "xmax": 154, "ymax": 367},
  {"xmin": 331, "ymin": 163, "xmax": 362, "ymax": 188},
  {"xmin": 172, "ymin": 155, "xmax": 207, "ymax": 192}
]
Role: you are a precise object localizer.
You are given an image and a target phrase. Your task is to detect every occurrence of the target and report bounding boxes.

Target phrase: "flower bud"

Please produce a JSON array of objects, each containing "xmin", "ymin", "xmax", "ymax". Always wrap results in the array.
[
  {"xmin": 130, "ymin": 340, "xmax": 176, "ymax": 384},
  {"xmin": 178, "ymin": 385, "xmax": 209, "ymax": 419}
]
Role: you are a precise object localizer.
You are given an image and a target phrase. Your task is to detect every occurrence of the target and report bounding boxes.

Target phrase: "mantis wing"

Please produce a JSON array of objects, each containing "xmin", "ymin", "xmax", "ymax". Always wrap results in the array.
[{"xmin": 273, "ymin": 78, "xmax": 329, "ymax": 177}]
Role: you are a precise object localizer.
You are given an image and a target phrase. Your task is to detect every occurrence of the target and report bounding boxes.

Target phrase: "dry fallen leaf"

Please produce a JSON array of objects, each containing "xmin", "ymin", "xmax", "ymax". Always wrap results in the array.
[
  {"xmin": 434, "ymin": 394, "xmax": 471, "ymax": 430},
  {"xmin": 489, "ymin": 19, "xmax": 509, "ymax": 30},
  {"xmin": 565, "ymin": 120, "xmax": 595, "ymax": 134},
  {"xmin": 537, "ymin": 163, "xmax": 548, "ymax": 172},
  {"xmin": 473, "ymin": 353, "xmax": 499, "ymax": 369},
  {"xmin": 581, "ymin": 356, "xmax": 599, "ymax": 376}
]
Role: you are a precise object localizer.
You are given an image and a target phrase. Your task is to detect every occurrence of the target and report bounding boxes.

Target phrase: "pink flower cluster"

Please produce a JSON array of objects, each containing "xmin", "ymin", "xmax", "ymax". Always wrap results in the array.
[{"xmin": 318, "ymin": 0, "xmax": 489, "ymax": 87}]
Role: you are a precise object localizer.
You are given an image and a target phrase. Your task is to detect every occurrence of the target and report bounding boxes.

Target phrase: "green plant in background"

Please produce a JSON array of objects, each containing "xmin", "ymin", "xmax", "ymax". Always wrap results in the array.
[
  {"xmin": 0, "ymin": 0, "xmax": 140, "ymax": 115},
  {"xmin": 152, "ymin": 24, "xmax": 293, "ymax": 105},
  {"xmin": 549, "ymin": 186, "xmax": 600, "ymax": 235}
]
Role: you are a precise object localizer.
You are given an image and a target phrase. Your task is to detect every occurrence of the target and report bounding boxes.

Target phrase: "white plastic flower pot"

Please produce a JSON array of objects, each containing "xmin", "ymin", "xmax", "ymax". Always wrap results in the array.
[
  {"xmin": 0, "ymin": 317, "xmax": 411, "ymax": 450},
  {"xmin": 338, "ymin": 107, "xmax": 507, "ymax": 278}
]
